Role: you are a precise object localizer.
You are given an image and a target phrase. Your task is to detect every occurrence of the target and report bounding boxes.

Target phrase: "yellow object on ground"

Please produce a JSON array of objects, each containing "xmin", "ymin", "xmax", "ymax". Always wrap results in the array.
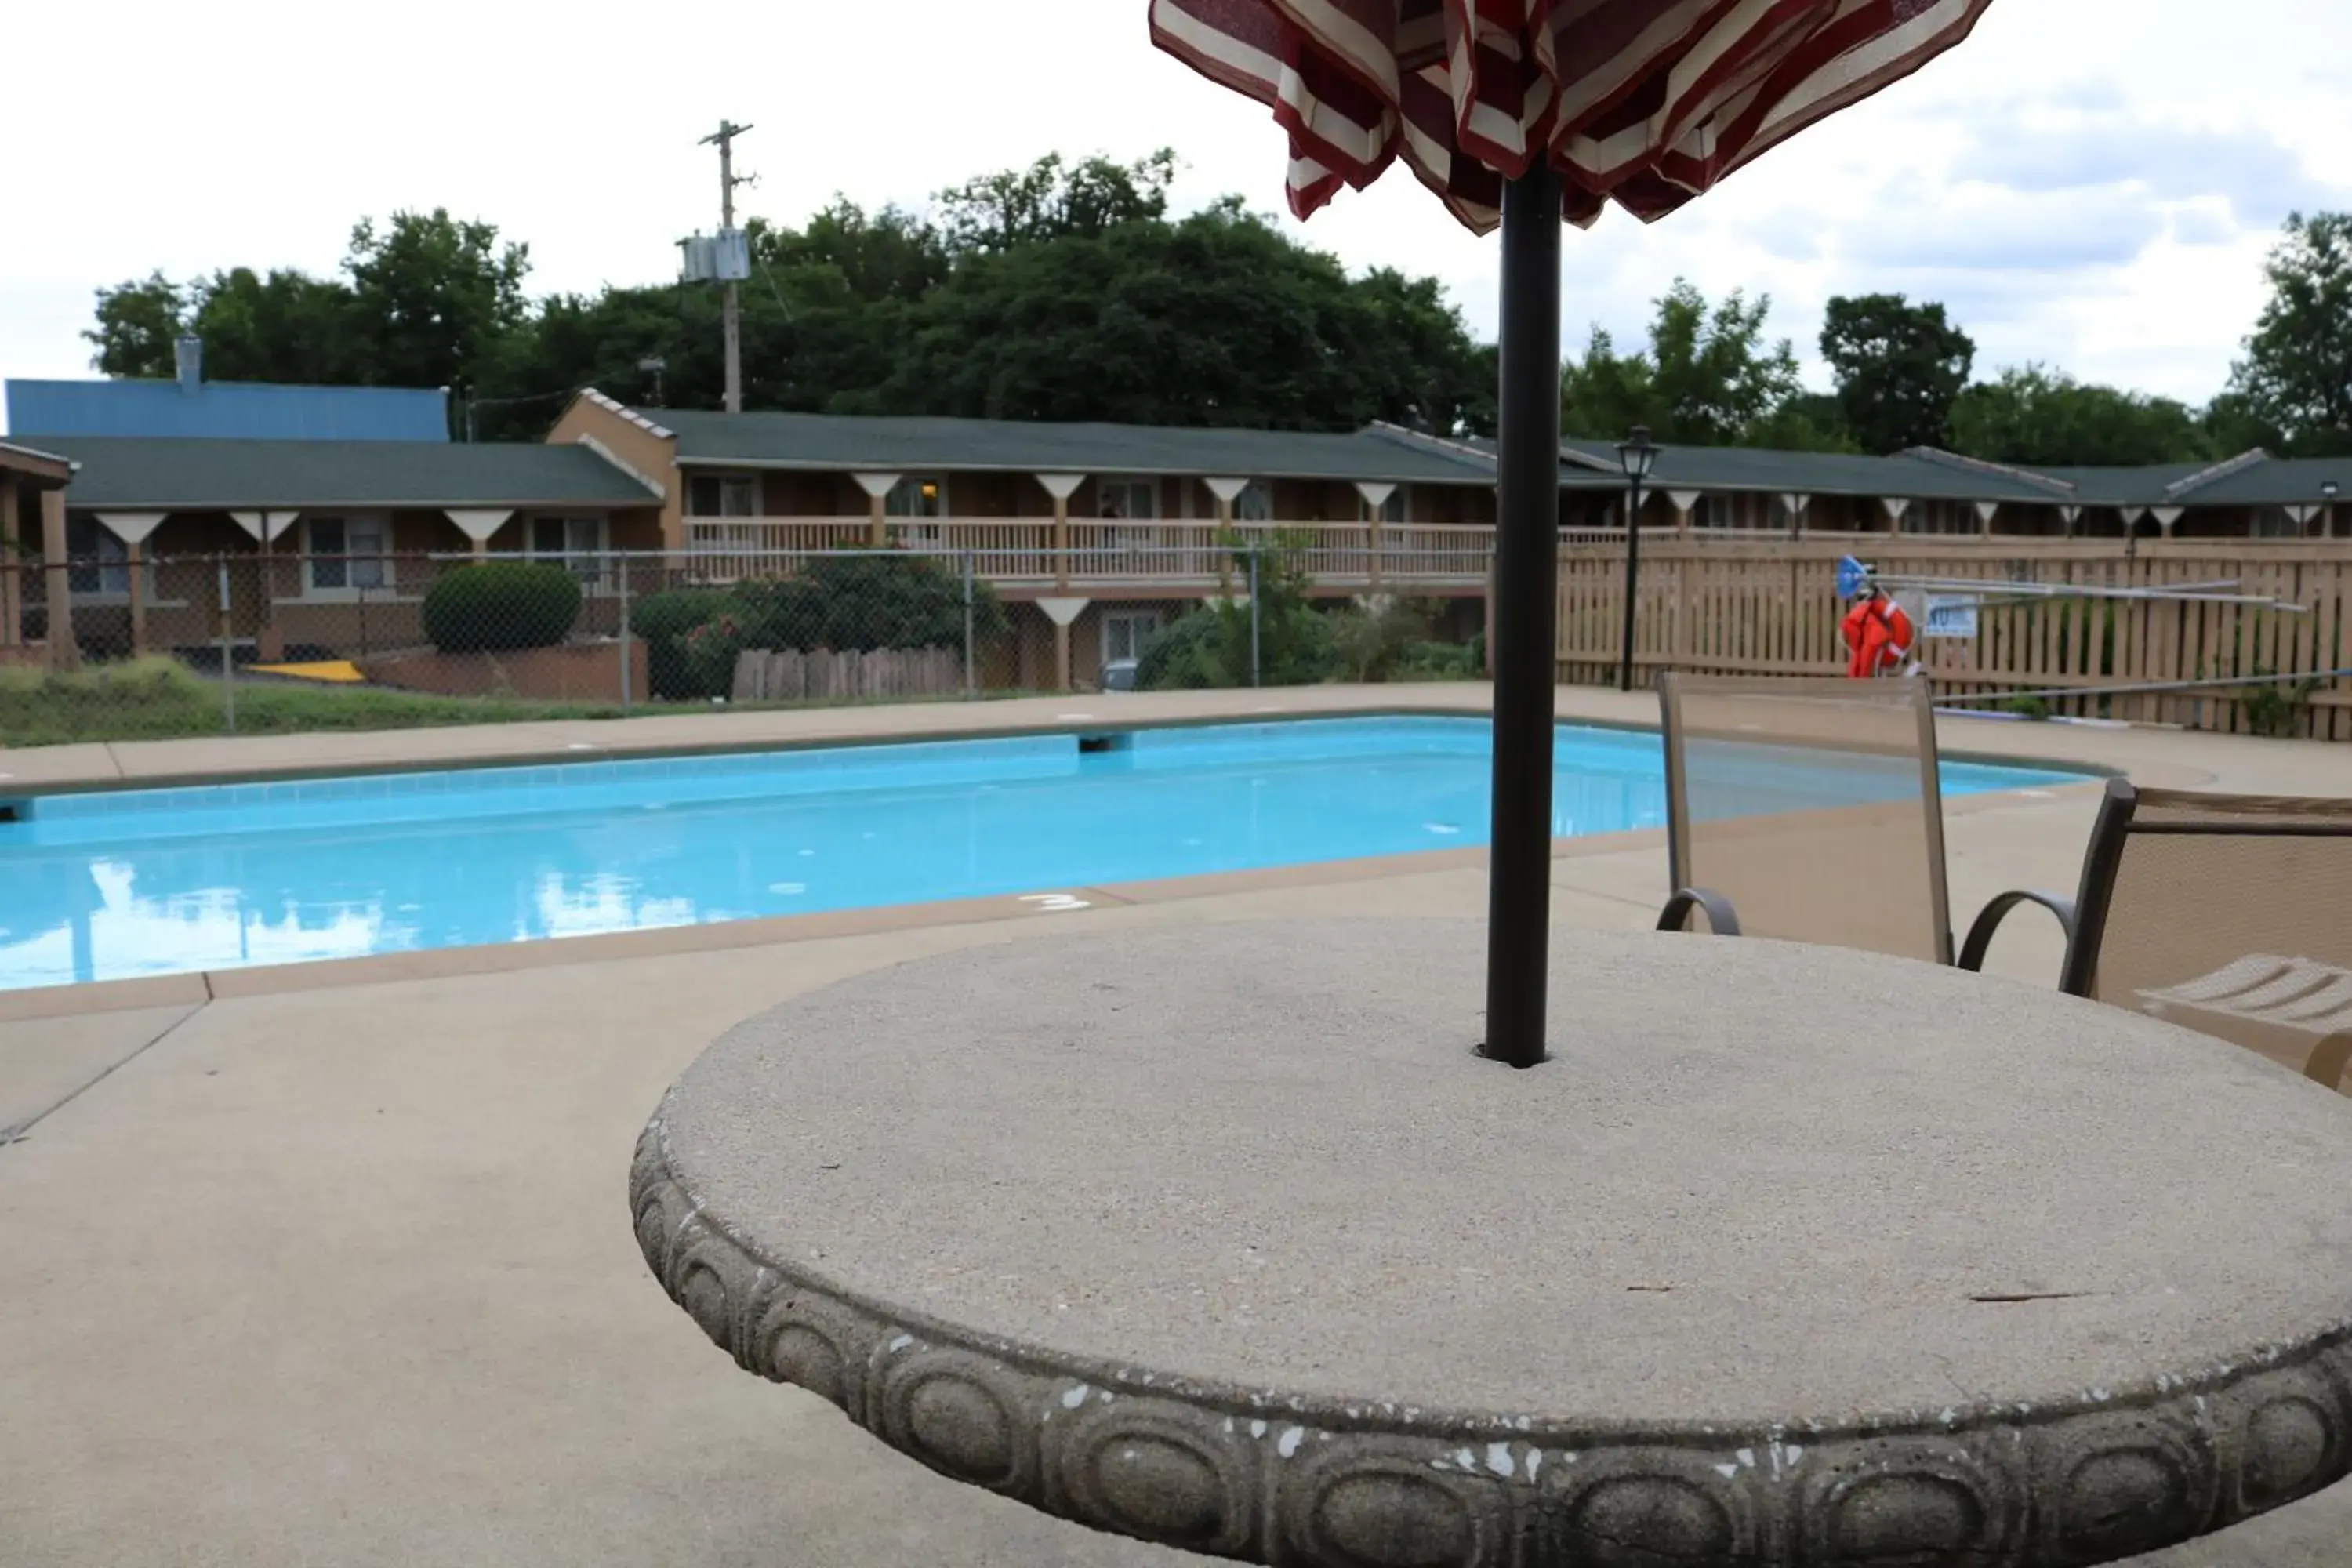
[{"xmin": 249, "ymin": 661, "xmax": 367, "ymax": 684}]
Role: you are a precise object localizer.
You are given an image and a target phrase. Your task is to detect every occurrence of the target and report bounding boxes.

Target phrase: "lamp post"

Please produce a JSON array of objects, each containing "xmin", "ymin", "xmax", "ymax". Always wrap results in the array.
[
  {"xmin": 1615, "ymin": 426, "xmax": 1659, "ymax": 694},
  {"xmin": 2323, "ymin": 480, "xmax": 2339, "ymax": 539}
]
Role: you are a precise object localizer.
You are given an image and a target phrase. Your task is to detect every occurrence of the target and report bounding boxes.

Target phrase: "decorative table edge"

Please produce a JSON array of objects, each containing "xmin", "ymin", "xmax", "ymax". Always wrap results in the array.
[{"xmin": 633, "ymin": 1116, "xmax": 2352, "ymax": 1566}]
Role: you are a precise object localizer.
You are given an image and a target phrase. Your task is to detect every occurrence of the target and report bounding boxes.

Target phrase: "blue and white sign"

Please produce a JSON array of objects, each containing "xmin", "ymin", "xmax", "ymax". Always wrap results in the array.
[{"xmin": 1924, "ymin": 595, "xmax": 1980, "ymax": 639}]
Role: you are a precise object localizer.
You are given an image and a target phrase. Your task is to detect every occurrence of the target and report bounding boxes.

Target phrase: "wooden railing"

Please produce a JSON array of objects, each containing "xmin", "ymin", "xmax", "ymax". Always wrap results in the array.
[
  {"xmin": 1555, "ymin": 536, "xmax": 2352, "ymax": 741},
  {"xmin": 681, "ymin": 516, "xmax": 1498, "ymax": 590}
]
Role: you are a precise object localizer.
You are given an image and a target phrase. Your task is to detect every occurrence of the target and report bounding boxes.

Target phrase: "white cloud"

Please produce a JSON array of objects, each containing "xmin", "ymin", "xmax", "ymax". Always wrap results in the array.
[{"xmin": 2, "ymin": 0, "xmax": 2348, "ymax": 418}]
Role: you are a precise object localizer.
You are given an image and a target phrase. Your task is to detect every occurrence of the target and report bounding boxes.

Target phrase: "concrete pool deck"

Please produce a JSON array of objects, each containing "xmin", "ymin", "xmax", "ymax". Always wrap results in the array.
[{"xmin": 2, "ymin": 684, "xmax": 2347, "ymax": 1565}]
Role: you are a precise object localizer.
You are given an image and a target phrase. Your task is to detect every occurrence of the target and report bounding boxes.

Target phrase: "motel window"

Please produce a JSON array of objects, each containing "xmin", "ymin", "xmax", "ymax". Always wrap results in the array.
[
  {"xmin": 305, "ymin": 516, "xmax": 390, "ymax": 593},
  {"xmin": 1234, "ymin": 483, "xmax": 1272, "ymax": 523},
  {"xmin": 2254, "ymin": 506, "xmax": 2303, "ymax": 539},
  {"xmin": 886, "ymin": 476, "xmax": 946, "ymax": 517},
  {"xmin": 1098, "ymin": 479, "xmax": 1158, "ymax": 520},
  {"xmin": 65, "ymin": 515, "xmax": 130, "ymax": 596},
  {"xmin": 687, "ymin": 474, "xmax": 760, "ymax": 517},
  {"xmin": 1358, "ymin": 488, "xmax": 1407, "ymax": 524},
  {"xmin": 532, "ymin": 516, "xmax": 611, "ymax": 585},
  {"xmin": 1102, "ymin": 610, "xmax": 1163, "ymax": 666}
]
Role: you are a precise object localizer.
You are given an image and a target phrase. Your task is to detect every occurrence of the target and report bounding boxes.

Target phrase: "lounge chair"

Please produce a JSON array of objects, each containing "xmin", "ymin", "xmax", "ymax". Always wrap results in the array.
[
  {"xmin": 1653, "ymin": 672, "xmax": 2074, "ymax": 970},
  {"xmin": 1969, "ymin": 779, "xmax": 2352, "ymax": 1092}
]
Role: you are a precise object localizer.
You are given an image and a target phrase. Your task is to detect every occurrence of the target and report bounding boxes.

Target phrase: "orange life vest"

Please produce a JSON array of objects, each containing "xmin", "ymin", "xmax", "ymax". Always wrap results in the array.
[{"xmin": 1841, "ymin": 593, "xmax": 1915, "ymax": 678}]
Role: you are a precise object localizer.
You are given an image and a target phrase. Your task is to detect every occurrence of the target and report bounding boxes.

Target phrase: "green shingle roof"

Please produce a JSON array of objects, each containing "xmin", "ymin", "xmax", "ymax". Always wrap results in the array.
[
  {"xmin": 2169, "ymin": 456, "xmax": 2352, "ymax": 507},
  {"xmin": 1555, "ymin": 441, "xmax": 2065, "ymax": 503},
  {"xmin": 40, "ymin": 437, "xmax": 659, "ymax": 510},
  {"xmin": 646, "ymin": 408, "xmax": 1499, "ymax": 487}
]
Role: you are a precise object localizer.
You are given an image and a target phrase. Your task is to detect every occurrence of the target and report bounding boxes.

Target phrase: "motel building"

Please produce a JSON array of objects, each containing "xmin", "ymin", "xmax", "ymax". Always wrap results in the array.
[{"xmin": 2, "ymin": 339, "xmax": 2347, "ymax": 688}]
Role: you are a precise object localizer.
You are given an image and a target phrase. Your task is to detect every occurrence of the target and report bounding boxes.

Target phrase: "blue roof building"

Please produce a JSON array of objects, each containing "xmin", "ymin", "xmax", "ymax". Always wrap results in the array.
[{"xmin": 5, "ymin": 337, "xmax": 448, "ymax": 443}]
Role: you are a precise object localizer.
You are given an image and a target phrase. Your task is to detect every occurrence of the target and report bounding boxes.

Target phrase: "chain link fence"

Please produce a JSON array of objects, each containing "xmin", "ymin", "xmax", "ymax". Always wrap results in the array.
[{"xmin": 0, "ymin": 546, "xmax": 1489, "ymax": 748}]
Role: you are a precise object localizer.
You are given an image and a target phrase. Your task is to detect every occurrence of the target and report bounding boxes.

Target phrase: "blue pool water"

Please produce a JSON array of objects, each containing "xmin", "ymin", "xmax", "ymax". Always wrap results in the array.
[{"xmin": 0, "ymin": 717, "xmax": 2081, "ymax": 990}]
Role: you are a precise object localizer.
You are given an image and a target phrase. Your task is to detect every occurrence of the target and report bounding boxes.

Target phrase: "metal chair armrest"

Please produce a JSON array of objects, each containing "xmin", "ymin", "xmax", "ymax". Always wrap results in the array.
[
  {"xmin": 1659, "ymin": 888, "xmax": 1743, "ymax": 936},
  {"xmin": 1958, "ymin": 891, "xmax": 2078, "ymax": 978},
  {"xmin": 2303, "ymin": 1033, "xmax": 2352, "ymax": 1096}
]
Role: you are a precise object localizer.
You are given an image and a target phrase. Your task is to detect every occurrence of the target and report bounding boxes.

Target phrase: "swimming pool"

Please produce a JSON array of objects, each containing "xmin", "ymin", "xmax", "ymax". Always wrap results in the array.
[{"xmin": 0, "ymin": 717, "xmax": 2081, "ymax": 990}]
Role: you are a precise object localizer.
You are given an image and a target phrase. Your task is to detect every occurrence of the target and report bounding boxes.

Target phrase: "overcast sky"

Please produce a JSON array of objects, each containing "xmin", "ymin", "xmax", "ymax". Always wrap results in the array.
[{"xmin": 5, "ymin": 0, "xmax": 2347, "ymax": 429}]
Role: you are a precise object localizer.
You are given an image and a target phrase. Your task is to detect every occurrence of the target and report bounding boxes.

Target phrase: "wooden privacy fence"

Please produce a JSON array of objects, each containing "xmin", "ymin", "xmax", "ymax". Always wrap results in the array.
[
  {"xmin": 731, "ymin": 646, "xmax": 965, "ymax": 704},
  {"xmin": 1552, "ymin": 535, "xmax": 2352, "ymax": 741}
]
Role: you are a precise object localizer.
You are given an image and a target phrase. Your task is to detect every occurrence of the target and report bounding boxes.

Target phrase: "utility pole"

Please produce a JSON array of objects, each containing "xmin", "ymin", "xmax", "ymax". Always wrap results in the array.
[{"xmin": 701, "ymin": 119, "xmax": 753, "ymax": 413}]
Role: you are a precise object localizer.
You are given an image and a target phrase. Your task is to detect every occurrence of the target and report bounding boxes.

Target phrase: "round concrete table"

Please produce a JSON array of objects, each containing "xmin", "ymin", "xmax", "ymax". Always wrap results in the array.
[{"xmin": 632, "ymin": 920, "xmax": 2352, "ymax": 1566}]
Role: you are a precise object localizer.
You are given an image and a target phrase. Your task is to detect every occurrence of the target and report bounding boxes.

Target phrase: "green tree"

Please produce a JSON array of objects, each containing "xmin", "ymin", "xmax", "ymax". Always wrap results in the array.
[
  {"xmin": 874, "ymin": 201, "xmax": 1490, "ymax": 432},
  {"xmin": 189, "ymin": 267, "xmax": 366, "ymax": 385},
  {"xmin": 2199, "ymin": 389, "xmax": 2285, "ymax": 458},
  {"xmin": 759, "ymin": 200, "xmax": 949, "ymax": 303},
  {"xmin": 1818, "ymin": 292, "xmax": 1975, "ymax": 453},
  {"xmin": 78, "ymin": 157, "xmax": 1493, "ymax": 441},
  {"xmin": 1561, "ymin": 280, "xmax": 1832, "ymax": 448},
  {"xmin": 2225, "ymin": 211, "xmax": 2352, "ymax": 456},
  {"xmin": 1947, "ymin": 366, "xmax": 2216, "ymax": 466},
  {"xmin": 934, "ymin": 151, "xmax": 1178, "ymax": 256},
  {"xmin": 85, "ymin": 272, "xmax": 187, "ymax": 377},
  {"xmin": 345, "ymin": 209, "xmax": 532, "ymax": 394}
]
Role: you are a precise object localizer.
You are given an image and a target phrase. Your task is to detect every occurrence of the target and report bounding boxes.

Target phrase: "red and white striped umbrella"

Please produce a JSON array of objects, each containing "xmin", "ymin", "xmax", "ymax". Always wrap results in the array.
[{"xmin": 1149, "ymin": 0, "xmax": 1991, "ymax": 233}]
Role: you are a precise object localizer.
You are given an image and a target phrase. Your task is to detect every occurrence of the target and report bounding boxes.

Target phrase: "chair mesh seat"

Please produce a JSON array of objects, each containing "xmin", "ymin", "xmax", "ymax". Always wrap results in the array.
[{"xmin": 1661, "ymin": 675, "xmax": 1951, "ymax": 964}]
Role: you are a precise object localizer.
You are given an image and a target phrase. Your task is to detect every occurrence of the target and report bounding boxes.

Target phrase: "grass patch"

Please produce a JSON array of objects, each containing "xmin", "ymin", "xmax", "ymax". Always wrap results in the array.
[
  {"xmin": 0, "ymin": 658, "xmax": 623, "ymax": 746},
  {"xmin": 0, "ymin": 657, "xmax": 1050, "ymax": 749}
]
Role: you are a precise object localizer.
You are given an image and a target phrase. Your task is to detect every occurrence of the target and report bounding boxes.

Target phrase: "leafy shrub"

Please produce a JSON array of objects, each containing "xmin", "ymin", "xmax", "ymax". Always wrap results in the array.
[
  {"xmin": 644, "ymin": 552, "xmax": 1008, "ymax": 702},
  {"xmin": 1395, "ymin": 640, "xmax": 1482, "ymax": 681},
  {"xmin": 750, "ymin": 553, "xmax": 1005, "ymax": 652},
  {"xmin": 421, "ymin": 563, "xmax": 581, "ymax": 653},
  {"xmin": 1138, "ymin": 535, "xmax": 1341, "ymax": 691},
  {"xmin": 1135, "ymin": 609, "xmax": 1232, "ymax": 690},
  {"xmin": 2241, "ymin": 670, "xmax": 2320, "ymax": 738},
  {"xmin": 680, "ymin": 609, "xmax": 753, "ymax": 699},
  {"xmin": 1332, "ymin": 597, "xmax": 1462, "ymax": 682},
  {"xmin": 632, "ymin": 588, "xmax": 732, "ymax": 699}
]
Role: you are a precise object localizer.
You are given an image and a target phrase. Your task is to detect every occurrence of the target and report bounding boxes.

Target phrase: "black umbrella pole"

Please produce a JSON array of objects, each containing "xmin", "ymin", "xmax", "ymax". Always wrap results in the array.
[{"xmin": 1482, "ymin": 165, "xmax": 1564, "ymax": 1070}]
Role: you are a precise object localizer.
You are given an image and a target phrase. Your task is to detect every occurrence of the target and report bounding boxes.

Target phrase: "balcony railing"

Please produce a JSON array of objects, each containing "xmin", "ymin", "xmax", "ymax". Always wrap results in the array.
[{"xmin": 680, "ymin": 516, "xmax": 1501, "ymax": 590}]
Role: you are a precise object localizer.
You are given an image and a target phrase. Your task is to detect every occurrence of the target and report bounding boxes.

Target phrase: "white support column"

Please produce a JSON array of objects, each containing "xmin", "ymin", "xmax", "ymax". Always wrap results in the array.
[
  {"xmin": 852, "ymin": 472, "xmax": 901, "ymax": 548},
  {"xmin": 95, "ymin": 512, "xmax": 168, "ymax": 655},
  {"xmin": 229, "ymin": 510, "xmax": 300, "ymax": 544},
  {"xmin": 1780, "ymin": 492, "xmax": 1811, "ymax": 538},
  {"xmin": 1974, "ymin": 500, "xmax": 2000, "ymax": 535},
  {"xmin": 2151, "ymin": 506, "xmax": 2183, "ymax": 538},
  {"xmin": 445, "ymin": 508, "xmax": 515, "ymax": 559},
  {"xmin": 1667, "ymin": 488, "xmax": 1702, "ymax": 536},
  {"xmin": 2059, "ymin": 504, "xmax": 2082, "ymax": 538},
  {"xmin": 1353, "ymin": 482, "xmax": 1395, "ymax": 586},
  {"xmin": 1035, "ymin": 474, "xmax": 1087, "ymax": 587},
  {"xmin": 41, "ymin": 488, "xmax": 76, "ymax": 671},
  {"xmin": 1036, "ymin": 595, "xmax": 1091, "ymax": 694},
  {"xmin": 1203, "ymin": 479, "xmax": 1251, "ymax": 590},
  {"xmin": 2285, "ymin": 503, "xmax": 2318, "ymax": 535},
  {"xmin": 0, "ymin": 475, "xmax": 18, "ymax": 648},
  {"xmin": 1879, "ymin": 495, "xmax": 1911, "ymax": 532},
  {"xmin": 229, "ymin": 510, "xmax": 299, "ymax": 660}
]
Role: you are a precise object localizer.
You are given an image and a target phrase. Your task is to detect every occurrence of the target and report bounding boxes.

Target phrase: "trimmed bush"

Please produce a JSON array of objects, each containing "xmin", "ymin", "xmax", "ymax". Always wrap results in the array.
[
  {"xmin": 632, "ymin": 587, "xmax": 732, "ymax": 699},
  {"xmin": 646, "ymin": 552, "xmax": 1011, "ymax": 702},
  {"xmin": 421, "ymin": 563, "xmax": 582, "ymax": 653}
]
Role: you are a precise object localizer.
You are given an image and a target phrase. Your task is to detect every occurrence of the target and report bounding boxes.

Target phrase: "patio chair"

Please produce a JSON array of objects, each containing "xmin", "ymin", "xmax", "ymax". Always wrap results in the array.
[
  {"xmin": 1966, "ymin": 779, "xmax": 2352, "ymax": 1093},
  {"xmin": 1654, "ymin": 673, "xmax": 2074, "ymax": 970}
]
